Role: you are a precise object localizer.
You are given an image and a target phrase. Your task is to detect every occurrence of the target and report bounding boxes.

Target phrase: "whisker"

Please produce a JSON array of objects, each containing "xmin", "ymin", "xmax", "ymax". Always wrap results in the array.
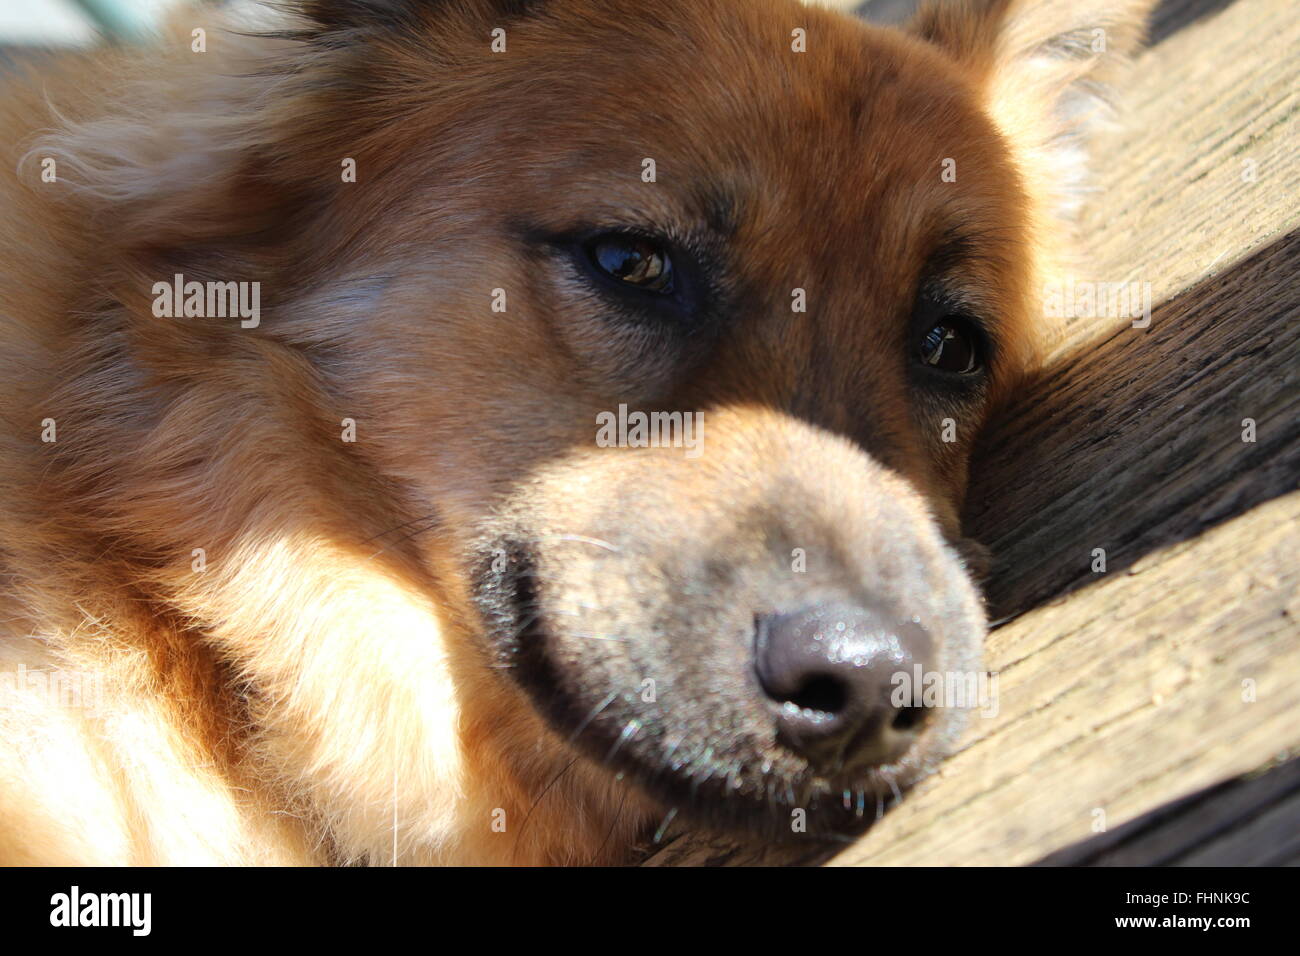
[
  {"xmin": 512, "ymin": 756, "xmax": 579, "ymax": 865},
  {"xmin": 569, "ymin": 690, "xmax": 618, "ymax": 744},
  {"xmin": 653, "ymin": 807, "xmax": 679, "ymax": 844},
  {"xmin": 885, "ymin": 772, "xmax": 903, "ymax": 806},
  {"xmin": 359, "ymin": 512, "xmax": 437, "ymax": 545},
  {"xmin": 365, "ymin": 515, "xmax": 441, "ymax": 560},
  {"xmin": 538, "ymin": 534, "xmax": 622, "ymax": 553},
  {"xmin": 593, "ymin": 787, "xmax": 629, "ymax": 863},
  {"xmin": 547, "ymin": 603, "xmax": 604, "ymax": 614},
  {"xmin": 603, "ymin": 719, "xmax": 641, "ymax": 763},
  {"xmin": 567, "ymin": 632, "xmax": 630, "ymax": 642}
]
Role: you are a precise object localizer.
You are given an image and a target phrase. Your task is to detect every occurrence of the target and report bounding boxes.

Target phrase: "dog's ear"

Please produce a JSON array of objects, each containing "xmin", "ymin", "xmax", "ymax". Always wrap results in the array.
[
  {"xmin": 302, "ymin": 0, "xmax": 543, "ymax": 31},
  {"xmin": 910, "ymin": 0, "xmax": 1156, "ymax": 221}
]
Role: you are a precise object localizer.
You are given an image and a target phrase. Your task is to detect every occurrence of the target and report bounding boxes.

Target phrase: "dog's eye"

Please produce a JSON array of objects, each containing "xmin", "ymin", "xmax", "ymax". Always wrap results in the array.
[
  {"xmin": 918, "ymin": 317, "xmax": 981, "ymax": 374},
  {"xmin": 587, "ymin": 235, "xmax": 674, "ymax": 293}
]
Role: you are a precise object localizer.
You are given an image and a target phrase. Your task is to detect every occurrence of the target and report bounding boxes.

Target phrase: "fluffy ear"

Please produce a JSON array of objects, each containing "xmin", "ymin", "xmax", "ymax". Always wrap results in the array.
[{"xmin": 910, "ymin": 0, "xmax": 1157, "ymax": 222}]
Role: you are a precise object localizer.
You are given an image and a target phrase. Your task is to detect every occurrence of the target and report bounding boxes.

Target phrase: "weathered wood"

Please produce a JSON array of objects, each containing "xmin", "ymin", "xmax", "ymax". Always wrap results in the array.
[
  {"xmin": 1036, "ymin": 758, "xmax": 1300, "ymax": 866},
  {"xmin": 642, "ymin": 0, "xmax": 1300, "ymax": 866}
]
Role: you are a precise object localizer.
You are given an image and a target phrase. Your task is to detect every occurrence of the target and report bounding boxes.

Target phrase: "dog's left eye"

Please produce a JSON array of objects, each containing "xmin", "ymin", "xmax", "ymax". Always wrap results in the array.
[
  {"xmin": 586, "ymin": 235, "xmax": 675, "ymax": 293},
  {"xmin": 918, "ymin": 317, "xmax": 982, "ymax": 374}
]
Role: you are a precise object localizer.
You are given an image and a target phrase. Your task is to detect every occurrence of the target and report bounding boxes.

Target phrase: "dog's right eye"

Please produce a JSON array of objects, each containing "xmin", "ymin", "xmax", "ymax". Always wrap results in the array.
[
  {"xmin": 910, "ymin": 285, "xmax": 990, "ymax": 383},
  {"xmin": 918, "ymin": 316, "xmax": 982, "ymax": 374},
  {"xmin": 585, "ymin": 235, "xmax": 675, "ymax": 294}
]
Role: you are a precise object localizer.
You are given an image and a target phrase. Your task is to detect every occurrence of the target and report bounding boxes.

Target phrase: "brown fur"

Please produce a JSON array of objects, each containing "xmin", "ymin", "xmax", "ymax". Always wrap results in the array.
[{"xmin": 0, "ymin": 0, "xmax": 1154, "ymax": 864}]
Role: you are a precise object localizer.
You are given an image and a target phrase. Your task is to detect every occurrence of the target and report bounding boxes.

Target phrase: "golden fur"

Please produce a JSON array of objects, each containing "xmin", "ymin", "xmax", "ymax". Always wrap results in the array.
[{"xmin": 0, "ymin": 0, "xmax": 1153, "ymax": 865}]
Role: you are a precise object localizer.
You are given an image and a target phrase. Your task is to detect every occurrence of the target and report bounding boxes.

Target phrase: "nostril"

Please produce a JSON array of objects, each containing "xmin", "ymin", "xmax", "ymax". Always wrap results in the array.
[
  {"xmin": 891, "ymin": 704, "xmax": 927, "ymax": 732},
  {"xmin": 783, "ymin": 673, "xmax": 849, "ymax": 715}
]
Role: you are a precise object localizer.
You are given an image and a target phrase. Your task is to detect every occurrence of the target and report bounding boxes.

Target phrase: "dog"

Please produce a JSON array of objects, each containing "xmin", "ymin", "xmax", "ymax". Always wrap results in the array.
[{"xmin": 0, "ymin": 0, "xmax": 1155, "ymax": 865}]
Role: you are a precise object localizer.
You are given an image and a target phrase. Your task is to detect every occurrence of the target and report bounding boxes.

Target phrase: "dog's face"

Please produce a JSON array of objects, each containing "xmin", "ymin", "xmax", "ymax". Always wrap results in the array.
[
  {"xmin": 164, "ymin": 0, "xmax": 1144, "ymax": 850},
  {"xmin": 269, "ymin": 0, "xmax": 1041, "ymax": 837}
]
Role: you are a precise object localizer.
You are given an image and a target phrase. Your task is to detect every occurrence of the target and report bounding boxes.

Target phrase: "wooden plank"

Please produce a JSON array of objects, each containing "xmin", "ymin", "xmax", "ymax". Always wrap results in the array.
[
  {"xmin": 642, "ymin": 0, "xmax": 1300, "ymax": 866},
  {"xmin": 1176, "ymin": 794, "xmax": 1300, "ymax": 866},
  {"xmin": 1035, "ymin": 758, "xmax": 1300, "ymax": 866}
]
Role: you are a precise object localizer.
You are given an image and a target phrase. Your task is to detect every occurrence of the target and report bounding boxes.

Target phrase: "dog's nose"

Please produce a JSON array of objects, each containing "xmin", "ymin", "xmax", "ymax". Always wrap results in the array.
[{"xmin": 754, "ymin": 602, "xmax": 933, "ymax": 772}]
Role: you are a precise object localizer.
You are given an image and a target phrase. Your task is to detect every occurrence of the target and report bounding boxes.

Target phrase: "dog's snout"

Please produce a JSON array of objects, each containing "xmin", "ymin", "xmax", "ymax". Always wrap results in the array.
[{"xmin": 754, "ymin": 602, "xmax": 933, "ymax": 772}]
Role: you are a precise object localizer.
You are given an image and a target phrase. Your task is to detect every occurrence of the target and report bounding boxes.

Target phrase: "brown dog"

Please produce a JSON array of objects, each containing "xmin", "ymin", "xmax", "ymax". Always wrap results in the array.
[{"xmin": 0, "ymin": 0, "xmax": 1154, "ymax": 864}]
